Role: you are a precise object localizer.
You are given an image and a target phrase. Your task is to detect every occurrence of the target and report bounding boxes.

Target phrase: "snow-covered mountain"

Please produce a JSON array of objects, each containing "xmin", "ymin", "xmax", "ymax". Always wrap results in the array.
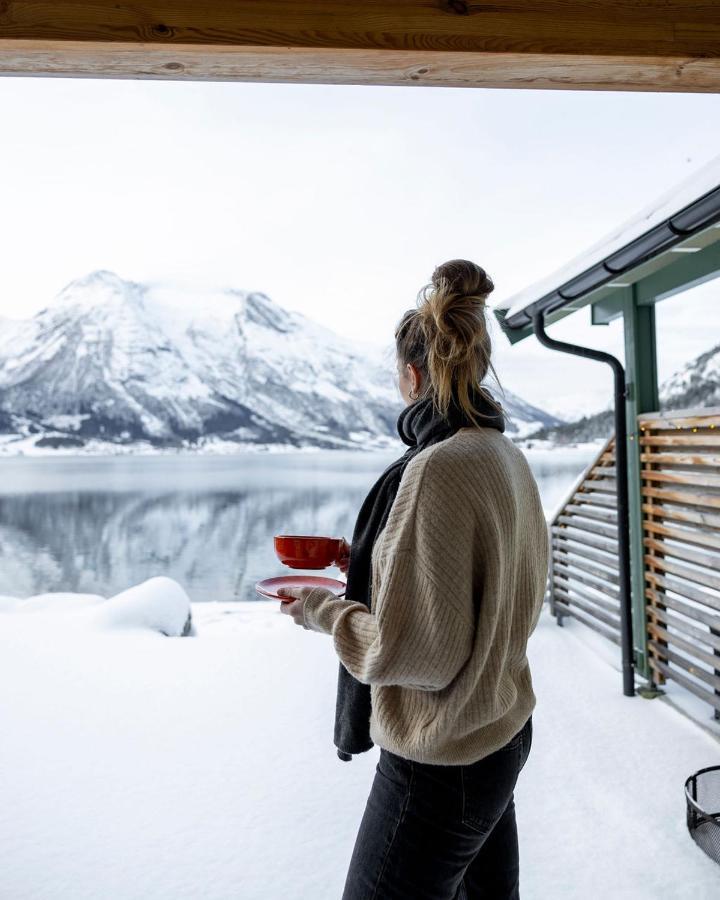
[
  {"xmin": 524, "ymin": 340, "xmax": 720, "ymax": 445},
  {"xmin": 661, "ymin": 342, "xmax": 720, "ymax": 410},
  {"xmin": 0, "ymin": 270, "xmax": 560, "ymax": 452}
]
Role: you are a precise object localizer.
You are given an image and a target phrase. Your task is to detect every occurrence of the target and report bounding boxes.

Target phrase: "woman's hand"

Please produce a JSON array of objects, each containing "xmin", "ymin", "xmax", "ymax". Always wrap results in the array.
[
  {"xmin": 335, "ymin": 537, "xmax": 351, "ymax": 574},
  {"xmin": 277, "ymin": 586, "xmax": 314, "ymax": 628}
]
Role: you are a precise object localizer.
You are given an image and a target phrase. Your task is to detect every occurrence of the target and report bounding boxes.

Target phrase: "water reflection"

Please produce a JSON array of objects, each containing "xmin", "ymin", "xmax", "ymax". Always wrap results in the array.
[{"xmin": 0, "ymin": 449, "xmax": 594, "ymax": 601}]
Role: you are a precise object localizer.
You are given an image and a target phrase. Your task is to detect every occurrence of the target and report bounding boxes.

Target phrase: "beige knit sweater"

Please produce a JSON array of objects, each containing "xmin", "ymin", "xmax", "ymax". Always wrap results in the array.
[{"xmin": 302, "ymin": 426, "xmax": 550, "ymax": 765}]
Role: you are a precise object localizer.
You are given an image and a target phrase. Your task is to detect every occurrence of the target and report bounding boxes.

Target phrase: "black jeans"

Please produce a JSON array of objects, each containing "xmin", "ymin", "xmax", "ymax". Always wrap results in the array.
[{"xmin": 341, "ymin": 716, "xmax": 532, "ymax": 900}]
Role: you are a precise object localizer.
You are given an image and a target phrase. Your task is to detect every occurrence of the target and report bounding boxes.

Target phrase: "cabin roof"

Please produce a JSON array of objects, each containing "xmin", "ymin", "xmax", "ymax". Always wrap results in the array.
[{"xmin": 493, "ymin": 154, "xmax": 720, "ymax": 342}]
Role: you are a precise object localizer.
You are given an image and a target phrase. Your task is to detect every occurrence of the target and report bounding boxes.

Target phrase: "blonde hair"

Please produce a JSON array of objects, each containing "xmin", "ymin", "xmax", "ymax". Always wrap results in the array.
[{"xmin": 394, "ymin": 259, "xmax": 505, "ymax": 428}]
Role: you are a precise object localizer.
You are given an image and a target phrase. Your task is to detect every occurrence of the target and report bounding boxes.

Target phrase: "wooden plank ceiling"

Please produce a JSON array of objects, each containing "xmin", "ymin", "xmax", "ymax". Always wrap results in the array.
[{"xmin": 0, "ymin": 1, "xmax": 719, "ymax": 92}]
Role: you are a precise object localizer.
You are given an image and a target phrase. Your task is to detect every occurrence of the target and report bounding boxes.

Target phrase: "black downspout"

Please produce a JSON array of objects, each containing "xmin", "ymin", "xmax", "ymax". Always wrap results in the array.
[{"xmin": 532, "ymin": 311, "xmax": 635, "ymax": 698}]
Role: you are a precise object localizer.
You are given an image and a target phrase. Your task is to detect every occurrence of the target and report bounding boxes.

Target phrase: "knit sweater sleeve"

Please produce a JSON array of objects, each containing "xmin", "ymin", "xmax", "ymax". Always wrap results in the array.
[{"xmin": 302, "ymin": 452, "xmax": 476, "ymax": 691}]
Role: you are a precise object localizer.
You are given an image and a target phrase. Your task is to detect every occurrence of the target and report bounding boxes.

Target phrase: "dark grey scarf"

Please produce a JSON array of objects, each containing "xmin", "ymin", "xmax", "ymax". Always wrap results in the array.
[{"xmin": 334, "ymin": 383, "xmax": 506, "ymax": 761}]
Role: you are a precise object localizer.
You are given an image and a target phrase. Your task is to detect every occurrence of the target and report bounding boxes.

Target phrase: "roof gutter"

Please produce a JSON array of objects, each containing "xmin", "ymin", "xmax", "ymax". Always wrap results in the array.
[{"xmin": 502, "ymin": 183, "xmax": 720, "ymax": 333}]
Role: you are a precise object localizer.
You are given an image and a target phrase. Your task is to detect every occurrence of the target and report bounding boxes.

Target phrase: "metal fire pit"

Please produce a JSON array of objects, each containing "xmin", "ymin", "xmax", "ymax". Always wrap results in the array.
[{"xmin": 685, "ymin": 765, "xmax": 720, "ymax": 865}]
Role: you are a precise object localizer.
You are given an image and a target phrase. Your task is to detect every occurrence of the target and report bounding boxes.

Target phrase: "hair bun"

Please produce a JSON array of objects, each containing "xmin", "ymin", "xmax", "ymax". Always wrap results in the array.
[
  {"xmin": 431, "ymin": 259, "xmax": 494, "ymax": 300},
  {"xmin": 418, "ymin": 259, "xmax": 493, "ymax": 358}
]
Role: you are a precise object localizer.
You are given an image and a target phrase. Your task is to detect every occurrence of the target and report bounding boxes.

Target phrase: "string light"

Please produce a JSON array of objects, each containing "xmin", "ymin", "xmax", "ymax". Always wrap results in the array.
[{"xmin": 629, "ymin": 420, "xmax": 716, "ymax": 436}]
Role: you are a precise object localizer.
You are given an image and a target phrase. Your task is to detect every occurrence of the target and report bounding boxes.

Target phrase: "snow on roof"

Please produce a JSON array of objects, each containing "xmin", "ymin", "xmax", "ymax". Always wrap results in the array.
[{"xmin": 494, "ymin": 154, "xmax": 720, "ymax": 321}]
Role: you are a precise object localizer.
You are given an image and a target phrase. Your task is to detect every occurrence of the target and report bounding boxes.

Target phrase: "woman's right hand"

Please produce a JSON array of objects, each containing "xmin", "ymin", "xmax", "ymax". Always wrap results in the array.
[{"xmin": 335, "ymin": 537, "xmax": 351, "ymax": 574}]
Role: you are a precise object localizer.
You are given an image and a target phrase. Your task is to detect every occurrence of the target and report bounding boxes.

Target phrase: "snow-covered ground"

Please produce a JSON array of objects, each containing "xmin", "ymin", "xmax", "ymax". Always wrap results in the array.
[{"xmin": 1, "ymin": 580, "xmax": 718, "ymax": 900}]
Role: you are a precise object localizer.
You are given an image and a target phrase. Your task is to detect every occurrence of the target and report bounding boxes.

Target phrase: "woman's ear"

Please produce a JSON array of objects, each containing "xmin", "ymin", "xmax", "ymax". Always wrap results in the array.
[{"xmin": 409, "ymin": 363, "xmax": 422, "ymax": 396}]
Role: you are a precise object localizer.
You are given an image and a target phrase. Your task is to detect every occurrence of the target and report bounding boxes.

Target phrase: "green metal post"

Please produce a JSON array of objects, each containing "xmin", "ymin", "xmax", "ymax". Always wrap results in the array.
[{"xmin": 620, "ymin": 285, "xmax": 659, "ymax": 681}]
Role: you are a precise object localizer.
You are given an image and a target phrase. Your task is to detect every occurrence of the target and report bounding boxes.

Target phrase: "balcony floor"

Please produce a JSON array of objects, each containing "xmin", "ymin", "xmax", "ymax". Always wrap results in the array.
[{"xmin": 0, "ymin": 596, "xmax": 718, "ymax": 899}]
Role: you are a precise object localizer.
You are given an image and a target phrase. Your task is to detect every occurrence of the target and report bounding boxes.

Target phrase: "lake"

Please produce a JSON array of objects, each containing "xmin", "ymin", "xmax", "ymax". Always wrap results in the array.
[{"xmin": 0, "ymin": 447, "xmax": 597, "ymax": 601}]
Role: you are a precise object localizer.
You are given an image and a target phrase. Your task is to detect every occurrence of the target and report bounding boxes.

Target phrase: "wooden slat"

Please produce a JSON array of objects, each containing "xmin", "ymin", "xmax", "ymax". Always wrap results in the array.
[
  {"xmin": 580, "ymin": 478, "xmax": 616, "ymax": 494},
  {"xmin": 593, "ymin": 466, "xmax": 616, "ymax": 477},
  {"xmin": 554, "ymin": 601, "xmax": 621, "ymax": 646},
  {"xmin": 552, "ymin": 538, "xmax": 619, "ymax": 574},
  {"xmin": 553, "ymin": 583, "xmax": 621, "ymax": 624},
  {"xmin": 649, "ymin": 657, "xmax": 720, "ymax": 713},
  {"xmin": 640, "ymin": 452, "xmax": 720, "ymax": 467},
  {"xmin": 639, "ymin": 407, "xmax": 720, "ymax": 430},
  {"xmin": 639, "ymin": 435, "xmax": 720, "ymax": 448},
  {"xmin": 648, "ymin": 640, "xmax": 720, "ymax": 691},
  {"xmin": 554, "ymin": 552, "xmax": 619, "ymax": 586},
  {"xmin": 641, "ymin": 486, "xmax": 720, "ymax": 510},
  {"xmin": 553, "ymin": 565, "xmax": 619, "ymax": 600},
  {"xmin": 557, "ymin": 515, "xmax": 618, "ymax": 540},
  {"xmin": 646, "ymin": 605, "xmax": 720, "ymax": 652},
  {"xmin": 646, "ymin": 589, "xmax": 720, "ymax": 632},
  {"xmin": 553, "ymin": 528, "xmax": 618, "ymax": 555},
  {"xmin": 648, "ymin": 623, "xmax": 720, "ymax": 670},
  {"xmin": 552, "ymin": 525, "xmax": 618, "ymax": 555},
  {"xmin": 565, "ymin": 503, "xmax": 618, "ymax": 523},
  {"xmin": 641, "ymin": 502, "xmax": 720, "ymax": 531},
  {"xmin": 646, "ymin": 570, "xmax": 720, "ymax": 614},
  {"xmin": 644, "ymin": 553, "xmax": 720, "ymax": 593},
  {"xmin": 643, "ymin": 536, "xmax": 720, "ymax": 572},
  {"xmin": 642, "ymin": 519, "xmax": 720, "ymax": 553},
  {"xmin": 640, "ymin": 469, "xmax": 720, "ymax": 489},
  {"xmin": 4, "ymin": 2, "xmax": 720, "ymax": 91},
  {"xmin": 571, "ymin": 492, "xmax": 617, "ymax": 510}
]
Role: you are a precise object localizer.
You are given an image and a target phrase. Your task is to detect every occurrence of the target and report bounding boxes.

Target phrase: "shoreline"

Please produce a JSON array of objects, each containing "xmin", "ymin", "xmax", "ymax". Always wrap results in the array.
[{"xmin": 0, "ymin": 435, "xmax": 606, "ymax": 460}]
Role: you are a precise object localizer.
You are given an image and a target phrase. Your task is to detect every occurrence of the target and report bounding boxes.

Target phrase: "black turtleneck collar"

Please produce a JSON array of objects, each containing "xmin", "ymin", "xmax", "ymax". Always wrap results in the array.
[{"xmin": 397, "ymin": 383, "xmax": 505, "ymax": 449}]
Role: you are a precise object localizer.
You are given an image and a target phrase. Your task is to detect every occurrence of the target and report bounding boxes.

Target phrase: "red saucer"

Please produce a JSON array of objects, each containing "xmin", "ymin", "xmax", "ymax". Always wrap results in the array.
[{"xmin": 255, "ymin": 574, "xmax": 347, "ymax": 602}]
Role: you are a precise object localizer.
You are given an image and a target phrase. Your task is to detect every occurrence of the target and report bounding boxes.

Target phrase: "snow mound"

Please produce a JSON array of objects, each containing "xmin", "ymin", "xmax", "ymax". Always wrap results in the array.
[
  {"xmin": 0, "ymin": 577, "xmax": 193, "ymax": 637},
  {"xmin": 94, "ymin": 577, "xmax": 193, "ymax": 636}
]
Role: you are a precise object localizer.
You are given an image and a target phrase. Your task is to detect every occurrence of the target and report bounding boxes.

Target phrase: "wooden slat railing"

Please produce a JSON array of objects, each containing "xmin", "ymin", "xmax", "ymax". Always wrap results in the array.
[
  {"xmin": 547, "ymin": 404, "xmax": 720, "ymax": 716},
  {"xmin": 548, "ymin": 434, "xmax": 622, "ymax": 645},
  {"xmin": 639, "ymin": 405, "xmax": 720, "ymax": 716}
]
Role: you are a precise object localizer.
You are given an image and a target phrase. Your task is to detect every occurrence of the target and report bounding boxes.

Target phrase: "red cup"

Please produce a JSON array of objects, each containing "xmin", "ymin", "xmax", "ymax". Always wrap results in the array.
[{"xmin": 274, "ymin": 535, "xmax": 342, "ymax": 570}]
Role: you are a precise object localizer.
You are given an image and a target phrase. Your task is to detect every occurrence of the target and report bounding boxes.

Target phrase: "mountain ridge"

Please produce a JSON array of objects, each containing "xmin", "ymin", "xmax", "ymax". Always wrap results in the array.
[
  {"xmin": 524, "ymin": 341, "xmax": 720, "ymax": 445},
  {"xmin": 0, "ymin": 270, "xmax": 562, "ymax": 453}
]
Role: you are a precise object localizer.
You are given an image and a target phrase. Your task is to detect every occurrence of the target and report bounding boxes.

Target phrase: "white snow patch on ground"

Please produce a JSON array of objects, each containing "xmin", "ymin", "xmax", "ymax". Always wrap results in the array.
[
  {"xmin": 0, "ymin": 591, "xmax": 718, "ymax": 899},
  {"xmin": 0, "ymin": 578, "xmax": 191, "ymax": 637}
]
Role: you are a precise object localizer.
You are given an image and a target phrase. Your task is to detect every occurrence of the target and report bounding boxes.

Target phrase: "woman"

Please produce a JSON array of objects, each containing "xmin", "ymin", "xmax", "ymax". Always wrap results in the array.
[{"xmin": 278, "ymin": 259, "xmax": 549, "ymax": 900}]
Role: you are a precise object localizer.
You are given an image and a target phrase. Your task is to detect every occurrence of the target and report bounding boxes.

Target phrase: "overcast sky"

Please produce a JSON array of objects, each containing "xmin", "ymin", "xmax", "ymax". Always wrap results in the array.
[{"xmin": 1, "ymin": 77, "xmax": 719, "ymax": 419}]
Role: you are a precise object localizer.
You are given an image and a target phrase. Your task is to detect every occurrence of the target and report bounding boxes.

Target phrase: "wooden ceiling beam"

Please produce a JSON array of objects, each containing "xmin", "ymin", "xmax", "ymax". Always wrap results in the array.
[{"xmin": 1, "ymin": 1, "xmax": 720, "ymax": 92}]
